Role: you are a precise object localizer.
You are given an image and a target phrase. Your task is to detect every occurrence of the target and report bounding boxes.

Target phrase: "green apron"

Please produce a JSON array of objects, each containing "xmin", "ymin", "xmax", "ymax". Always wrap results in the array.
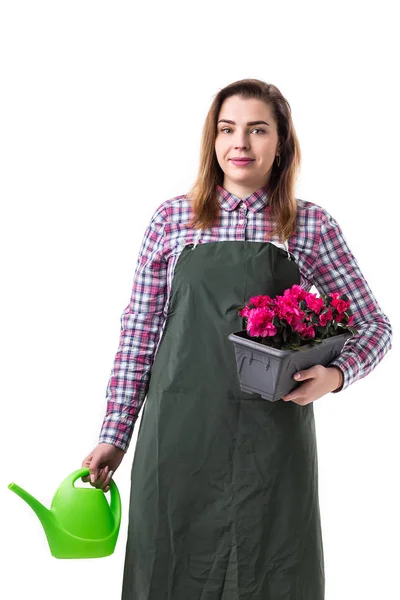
[{"xmin": 122, "ymin": 240, "xmax": 325, "ymax": 600}]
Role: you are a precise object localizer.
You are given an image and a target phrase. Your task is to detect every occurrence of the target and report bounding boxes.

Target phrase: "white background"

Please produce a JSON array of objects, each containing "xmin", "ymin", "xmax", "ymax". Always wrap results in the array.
[{"xmin": 1, "ymin": 1, "xmax": 398, "ymax": 598}]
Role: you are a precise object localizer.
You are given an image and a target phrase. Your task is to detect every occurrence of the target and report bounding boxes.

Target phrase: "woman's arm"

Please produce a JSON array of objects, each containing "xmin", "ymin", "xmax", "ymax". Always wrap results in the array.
[
  {"xmin": 310, "ymin": 207, "xmax": 393, "ymax": 393},
  {"xmin": 98, "ymin": 203, "xmax": 169, "ymax": 452}
]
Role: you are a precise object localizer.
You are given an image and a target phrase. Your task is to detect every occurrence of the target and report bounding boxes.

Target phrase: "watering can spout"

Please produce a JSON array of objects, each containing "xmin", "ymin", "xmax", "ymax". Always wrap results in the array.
[{"xmin": 8, "ymin": 482, "xmax": 59, "ymax": 540}]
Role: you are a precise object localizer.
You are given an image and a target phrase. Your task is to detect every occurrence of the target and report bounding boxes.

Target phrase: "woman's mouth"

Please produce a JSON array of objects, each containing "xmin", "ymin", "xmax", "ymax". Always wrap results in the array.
[{"xmin": 230, "ymin": 159, "xmax": 255, "ymax": 167}]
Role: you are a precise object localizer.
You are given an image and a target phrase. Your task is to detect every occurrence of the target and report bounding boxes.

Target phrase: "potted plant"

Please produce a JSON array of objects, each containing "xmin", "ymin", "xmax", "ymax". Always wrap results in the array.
[{"xmin": 228, "ymin": 284, "xmax": 358, "ymax": 402}]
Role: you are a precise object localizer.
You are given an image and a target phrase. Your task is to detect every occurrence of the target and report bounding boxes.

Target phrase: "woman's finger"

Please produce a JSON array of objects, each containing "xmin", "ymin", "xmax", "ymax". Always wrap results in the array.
[{"xmin": 93, "ymin": 465, "xmax": 109, "ymax": 488}]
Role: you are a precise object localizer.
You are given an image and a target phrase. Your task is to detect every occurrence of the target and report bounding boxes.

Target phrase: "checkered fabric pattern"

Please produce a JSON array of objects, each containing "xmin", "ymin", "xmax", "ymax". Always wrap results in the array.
[{"xmin": 98, "ymin": 184, "xmax": 393, "ymax": 451}]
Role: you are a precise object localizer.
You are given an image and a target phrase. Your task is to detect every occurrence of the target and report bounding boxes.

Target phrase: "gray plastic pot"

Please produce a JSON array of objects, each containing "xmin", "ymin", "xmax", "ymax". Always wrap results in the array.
[{"xmin": 228, "ymin": 330, "xmax": 353, "ymax": 402}]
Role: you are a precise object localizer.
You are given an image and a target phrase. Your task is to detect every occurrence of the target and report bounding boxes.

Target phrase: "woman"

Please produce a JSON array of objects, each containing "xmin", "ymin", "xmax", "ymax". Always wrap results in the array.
[{"xmin": 81, "ymin": 79, "xmax": 392, "ymax": 599}]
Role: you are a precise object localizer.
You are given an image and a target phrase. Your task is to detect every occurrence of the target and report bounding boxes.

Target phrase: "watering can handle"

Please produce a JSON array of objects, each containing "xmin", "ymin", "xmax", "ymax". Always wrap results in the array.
[{"xmin": 68, "ymin": 468, "xmax": 122, "ymax": 529}]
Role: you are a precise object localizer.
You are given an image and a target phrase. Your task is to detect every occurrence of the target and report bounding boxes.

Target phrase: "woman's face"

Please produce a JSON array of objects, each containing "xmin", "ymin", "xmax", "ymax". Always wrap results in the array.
[{"xmin": 214, "ymin": 95, "xmax": 280, "ymax": 197}]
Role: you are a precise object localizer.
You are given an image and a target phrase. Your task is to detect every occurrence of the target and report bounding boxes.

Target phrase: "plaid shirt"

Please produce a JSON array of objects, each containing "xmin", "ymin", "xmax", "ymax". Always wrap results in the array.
[{"xmin": 99, "ymin": 184, "xmax": 393, "ymax": 451}]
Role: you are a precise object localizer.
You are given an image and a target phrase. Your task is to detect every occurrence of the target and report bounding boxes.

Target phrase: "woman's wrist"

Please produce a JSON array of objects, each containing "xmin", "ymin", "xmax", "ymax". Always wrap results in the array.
[{"xmin": 327, "ymin": 366, "xmax": 344, "ymax": 392}]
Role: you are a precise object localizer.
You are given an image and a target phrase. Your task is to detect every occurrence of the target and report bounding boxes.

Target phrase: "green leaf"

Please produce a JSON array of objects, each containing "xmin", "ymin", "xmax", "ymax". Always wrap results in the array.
[
  {"xmin": 347, "ymin": 326, "xmax": 358, "ymax": 335},
  {"xmin": 290, "ymin": 332, "xmax": 301, "ymax": 345},
  {"xmin": 296, "ymin": 343, "xmax": 312, "ymax": 351}
]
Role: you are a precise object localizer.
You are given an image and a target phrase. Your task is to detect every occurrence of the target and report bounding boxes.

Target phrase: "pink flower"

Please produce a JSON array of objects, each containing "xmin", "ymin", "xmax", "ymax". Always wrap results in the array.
[
  {"xmin": 248, "ymin": 294, "xmax": 273, "ymax": 308},
  {"xmin": 319, "ymin": 308, "xmax": 333, "ymax": 326},
  {"xmin": 305, "ymin": 294, "xmax": 325, "ymax": 314},
  {"xmin": 330, "ymin": 293, "xmax": 351, "ymax": 313},
  {"xmin": 302, "ymin": 325, "xmax": 316, "ymax": 339},
  {"xmin": 247, "ymin": 307, "xmax": 276, "ymax": 338},
  {"xmin": 238, "ymin": 306, "xmax": 251, "ymax": 318},
  {"xmin": 275, "ymin": 296, "xmax": 305, "ymax": 325},
  {"xmin": 292, "ymin": 320, "xmax": 309, "ymax": 334},
  {"xmin": 283, "ymin": 284, "xmax": 307, "ymax": 301}
]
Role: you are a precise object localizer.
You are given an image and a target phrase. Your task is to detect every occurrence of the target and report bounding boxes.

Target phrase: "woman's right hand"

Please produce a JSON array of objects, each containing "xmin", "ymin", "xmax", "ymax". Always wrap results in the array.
[{"xmin": 81, "ymin": 443, "xmax": 125, "ymax": 492}]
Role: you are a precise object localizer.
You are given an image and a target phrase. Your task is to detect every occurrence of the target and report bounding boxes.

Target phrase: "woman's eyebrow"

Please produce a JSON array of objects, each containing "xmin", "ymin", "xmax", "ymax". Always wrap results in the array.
[{"xmin": 217, "ymin": 119, "xmax": 270, "ymax": 126}]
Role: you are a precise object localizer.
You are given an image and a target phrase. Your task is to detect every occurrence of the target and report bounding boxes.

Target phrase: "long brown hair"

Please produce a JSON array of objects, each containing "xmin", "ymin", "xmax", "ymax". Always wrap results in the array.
[{"xmin": 186, "ymin": 79, "xmax": 301, "ymax": 243}]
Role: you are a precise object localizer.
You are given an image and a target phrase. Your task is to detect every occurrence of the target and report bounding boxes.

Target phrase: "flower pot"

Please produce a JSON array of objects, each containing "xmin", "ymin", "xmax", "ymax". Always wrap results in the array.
[{"xmin": 228, "ymin": 330, "xmax": 353, "ymax": 402}]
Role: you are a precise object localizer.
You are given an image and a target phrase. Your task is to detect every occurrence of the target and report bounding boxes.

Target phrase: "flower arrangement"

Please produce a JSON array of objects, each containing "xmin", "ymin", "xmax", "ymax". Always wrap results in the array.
[{"xmin": 237, "ymin": 284, "xmax": 358, "ymax": 351}]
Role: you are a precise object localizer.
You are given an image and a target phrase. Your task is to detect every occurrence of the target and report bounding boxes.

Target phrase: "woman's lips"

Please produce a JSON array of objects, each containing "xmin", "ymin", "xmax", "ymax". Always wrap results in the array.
[{"xmin": 230, "ymin": 159, "xmax": 254, "ymax": 167}]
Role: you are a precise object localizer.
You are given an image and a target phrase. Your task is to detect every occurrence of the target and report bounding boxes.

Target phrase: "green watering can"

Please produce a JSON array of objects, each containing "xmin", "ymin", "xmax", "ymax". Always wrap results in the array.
[{"xmin": 8, "ymin": 467, "xmax": 121, "ymax": 559}]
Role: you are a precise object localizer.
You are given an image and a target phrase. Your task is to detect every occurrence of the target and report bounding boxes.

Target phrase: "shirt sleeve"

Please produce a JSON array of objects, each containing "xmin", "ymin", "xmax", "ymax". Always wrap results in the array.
[
  {"xmin": 98, "ymin": 203, "xmax": 168, "ymax": 451},
  {"xmin": 310, "ymin": 207, "xmax": 393, "ymax": 393}
]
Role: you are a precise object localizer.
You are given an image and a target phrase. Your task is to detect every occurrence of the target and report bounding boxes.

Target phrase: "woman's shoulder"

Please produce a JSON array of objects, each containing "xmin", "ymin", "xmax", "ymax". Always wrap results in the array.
[
  {"xmin": 152, "ymin": 193, "xmax": 192, "ymax": 224},
  {"xmin": 296, "ymin": 197, "xmax": 327, "ymax": 215},
  {"xmin": 295, "ymin": 197, "xmax": 335, "ymax": 231},
  {"xmin": 296, "ymin": 197, "xmax": 344, "ymax": 232}
]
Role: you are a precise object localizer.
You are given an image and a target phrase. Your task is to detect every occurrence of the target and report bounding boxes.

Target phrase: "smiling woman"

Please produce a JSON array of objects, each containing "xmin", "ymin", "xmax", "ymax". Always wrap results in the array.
[{"xmin": 81, "ymin": 78, "xmax": 392, "ymax": 600}]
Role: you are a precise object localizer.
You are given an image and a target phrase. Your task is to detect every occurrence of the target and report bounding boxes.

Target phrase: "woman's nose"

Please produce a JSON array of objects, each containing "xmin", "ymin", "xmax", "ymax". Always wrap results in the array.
[
  {"xmin": 234, "ymin": 139, "xmax": 249, "ymax": 150},
  {"xmin": 233, "ymin": 132, "xmax": 250, "ymax": 149}
]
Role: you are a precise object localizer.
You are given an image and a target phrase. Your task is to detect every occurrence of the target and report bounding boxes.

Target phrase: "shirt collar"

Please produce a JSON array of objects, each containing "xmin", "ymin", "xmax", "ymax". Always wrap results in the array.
[{"xmin": 217, "ymin": 184, "xmax": 269, "ymax": 213}]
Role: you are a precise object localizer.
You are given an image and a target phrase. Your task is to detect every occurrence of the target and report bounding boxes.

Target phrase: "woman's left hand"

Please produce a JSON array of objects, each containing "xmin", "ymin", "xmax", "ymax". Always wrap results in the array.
[{"xmin": 281, "ymin": 365, "xmax": 343, "ymax": 405}]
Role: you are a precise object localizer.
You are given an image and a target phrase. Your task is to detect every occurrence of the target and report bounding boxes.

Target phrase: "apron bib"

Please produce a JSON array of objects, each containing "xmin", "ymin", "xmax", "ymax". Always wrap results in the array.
[{"xmin": 121, "ymin": 241, "xmax": 325, "ymax": 600}]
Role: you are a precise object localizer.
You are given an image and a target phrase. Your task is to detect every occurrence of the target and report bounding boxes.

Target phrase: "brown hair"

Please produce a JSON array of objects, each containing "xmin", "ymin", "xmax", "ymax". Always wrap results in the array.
[{"xmin": 186, "ymin": 78, "xmax": 301, "ymax": 243}]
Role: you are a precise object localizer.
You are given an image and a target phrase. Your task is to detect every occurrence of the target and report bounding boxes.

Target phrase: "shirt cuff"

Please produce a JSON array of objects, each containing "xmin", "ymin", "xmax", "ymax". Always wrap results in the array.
[{"xmin": 99, "ymin": 412, "xmax": 136, "ymax": 453}]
